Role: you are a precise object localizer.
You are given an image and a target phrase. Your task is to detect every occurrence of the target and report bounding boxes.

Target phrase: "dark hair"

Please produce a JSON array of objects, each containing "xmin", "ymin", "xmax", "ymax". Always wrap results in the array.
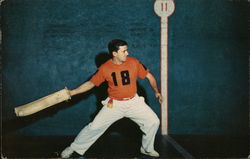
[{"xmin": 108, "ymin": 39, "xmax": 128, "ymax": 56}]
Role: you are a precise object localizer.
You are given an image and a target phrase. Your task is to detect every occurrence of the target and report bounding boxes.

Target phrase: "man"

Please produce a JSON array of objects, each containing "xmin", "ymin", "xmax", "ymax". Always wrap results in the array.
[{"xmin": 61, "ymin": 39, "xmax": 162, "ymax": 158}]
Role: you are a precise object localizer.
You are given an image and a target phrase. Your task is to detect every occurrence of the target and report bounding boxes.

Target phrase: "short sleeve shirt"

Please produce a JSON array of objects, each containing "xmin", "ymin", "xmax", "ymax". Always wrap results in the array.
[{"xmin": 90, "ymin": 57, "xmax": 149, "ymax": 99}]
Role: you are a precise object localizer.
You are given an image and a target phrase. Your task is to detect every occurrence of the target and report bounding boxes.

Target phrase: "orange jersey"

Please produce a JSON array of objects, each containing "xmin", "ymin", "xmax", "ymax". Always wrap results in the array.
[{"xmin": 90, "ymin": 57, "xmax": 149, "ymax": 99}]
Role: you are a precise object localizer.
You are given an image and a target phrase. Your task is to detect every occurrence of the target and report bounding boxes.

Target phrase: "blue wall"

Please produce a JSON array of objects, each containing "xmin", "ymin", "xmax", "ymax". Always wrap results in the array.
[{"xmin": 2, "ymin": 0, "xmax": 248, "ymax": 136}]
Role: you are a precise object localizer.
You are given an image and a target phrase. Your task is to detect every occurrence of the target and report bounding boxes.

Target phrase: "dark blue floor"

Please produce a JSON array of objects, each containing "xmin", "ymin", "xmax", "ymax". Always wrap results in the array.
[{"xmin": 2, "ymin": 134, "xmax": 248, "ymax": 158}]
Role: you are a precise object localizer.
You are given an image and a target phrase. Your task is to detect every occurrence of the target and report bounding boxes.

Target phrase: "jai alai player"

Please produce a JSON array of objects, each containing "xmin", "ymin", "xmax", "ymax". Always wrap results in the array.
[{"xmin": 61, "ymin": 39, "xmax": 163, "ymax": 158}]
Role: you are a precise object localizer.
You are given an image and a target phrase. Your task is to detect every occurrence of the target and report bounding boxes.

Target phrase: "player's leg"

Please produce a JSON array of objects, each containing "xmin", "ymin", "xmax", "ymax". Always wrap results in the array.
[
  {"xmin": 125, "ymin": 95, "xmax": 160, "ymax": 157},
  {"xmin": 61, "ymin": 98, "xmax": 124, "ymax": 158}
]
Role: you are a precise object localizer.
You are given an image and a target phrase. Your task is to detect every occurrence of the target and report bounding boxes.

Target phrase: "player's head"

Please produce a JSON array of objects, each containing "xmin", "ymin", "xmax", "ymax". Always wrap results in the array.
[
  {"xmin": 108, "ymin": 39, "xmax": 129, "ymax": 63},
  {"xmin": 108, "ymin": 39, "xmax": 128, "ymax": 56}
]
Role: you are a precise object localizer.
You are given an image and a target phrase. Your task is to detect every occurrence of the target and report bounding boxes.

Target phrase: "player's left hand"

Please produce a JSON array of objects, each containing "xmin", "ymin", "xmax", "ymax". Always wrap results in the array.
[{"xmin": 155, "ymin": 92, "xmax": 163, "ymax": 104}]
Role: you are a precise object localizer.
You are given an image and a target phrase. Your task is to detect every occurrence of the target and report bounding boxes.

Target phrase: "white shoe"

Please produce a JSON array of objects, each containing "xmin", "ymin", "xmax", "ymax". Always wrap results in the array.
[
  {"xmin": 61, "ymin": 146, "xmax": 74, "ymax": 158},
  {"xmin": 140, "ymin": 147, "xmax": 160, "ymax": 157}
]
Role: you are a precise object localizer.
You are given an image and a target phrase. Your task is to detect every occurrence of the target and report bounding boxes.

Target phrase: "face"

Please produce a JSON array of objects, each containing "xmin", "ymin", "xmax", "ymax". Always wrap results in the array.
[{"xmin": 113, "ymin": 45, "xmax": 129, "ymax": 63}]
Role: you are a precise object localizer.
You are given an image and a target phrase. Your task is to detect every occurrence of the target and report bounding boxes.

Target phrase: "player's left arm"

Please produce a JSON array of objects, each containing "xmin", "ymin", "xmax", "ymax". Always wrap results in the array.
[{"xmin": 146, "ymin": 72, "xmax": 162, "ymax": 104}]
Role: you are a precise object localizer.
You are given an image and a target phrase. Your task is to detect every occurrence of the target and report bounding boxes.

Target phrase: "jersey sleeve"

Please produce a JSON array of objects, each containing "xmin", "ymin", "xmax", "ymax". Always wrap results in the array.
[
  {"xmin": 137, "ymin": 60, "xmax": 150, "ymax": 79},
  {"xmin": 90, "ymin": 68, "xmax": 105, "ymax": 86}
]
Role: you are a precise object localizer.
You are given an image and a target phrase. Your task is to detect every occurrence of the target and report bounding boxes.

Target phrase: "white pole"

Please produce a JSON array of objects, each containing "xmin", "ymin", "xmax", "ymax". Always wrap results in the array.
[{"xmin": 154, "ymin": 0, "xmax": 175, "ymax": 135}]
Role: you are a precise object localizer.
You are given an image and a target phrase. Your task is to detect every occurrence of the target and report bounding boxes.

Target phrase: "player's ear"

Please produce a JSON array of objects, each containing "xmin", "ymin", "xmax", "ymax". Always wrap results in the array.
[{"xmin": 112, "ymin": 51, "xmax": 117, "ymax": 57}]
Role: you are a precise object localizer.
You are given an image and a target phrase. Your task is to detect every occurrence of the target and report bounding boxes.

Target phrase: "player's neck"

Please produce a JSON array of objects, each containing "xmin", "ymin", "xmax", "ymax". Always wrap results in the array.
[{"xmin": 112, "ymin": 58, "xmax": 123, "ymax": 65}]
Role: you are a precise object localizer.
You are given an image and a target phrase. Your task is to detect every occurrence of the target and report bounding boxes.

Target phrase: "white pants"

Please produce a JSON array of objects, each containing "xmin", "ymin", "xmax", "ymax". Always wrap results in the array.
[{"xmin": 70, "ymin": 94, "xmax": 160, "ymax": 155}]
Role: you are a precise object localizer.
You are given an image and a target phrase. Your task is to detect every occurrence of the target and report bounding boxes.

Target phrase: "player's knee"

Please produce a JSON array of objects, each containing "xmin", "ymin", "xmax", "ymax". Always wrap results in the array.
[
  {"xmin": 153, "ymin": 117, "xmax": 160, "ymax": 127},
  {"xmin": 148, "ymin": 117, "xmax": 160, "ymax": 128}
]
